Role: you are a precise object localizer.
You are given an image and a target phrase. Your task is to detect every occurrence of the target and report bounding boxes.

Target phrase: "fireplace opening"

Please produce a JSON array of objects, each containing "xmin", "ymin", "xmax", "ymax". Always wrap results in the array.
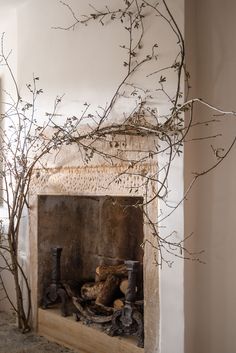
[{"xmin": 37, "ymin": 195, "xmax": 144, "ymax": 349}]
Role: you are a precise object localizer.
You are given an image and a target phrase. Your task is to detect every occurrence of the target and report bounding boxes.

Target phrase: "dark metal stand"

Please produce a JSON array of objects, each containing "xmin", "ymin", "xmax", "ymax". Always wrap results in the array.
[
  {"xmin": 42, "ymin": 247, "xmax": 68, "ymax": 316},
  {"xmin": 108, "ymin": 260, "xmax": 144, "ymax": 348}
]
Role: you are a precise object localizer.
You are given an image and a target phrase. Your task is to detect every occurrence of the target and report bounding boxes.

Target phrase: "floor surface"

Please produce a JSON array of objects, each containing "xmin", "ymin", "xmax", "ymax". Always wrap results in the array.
[{"xmin": 0, "ymin": 311, "xmax": 76, "ymax": 353}]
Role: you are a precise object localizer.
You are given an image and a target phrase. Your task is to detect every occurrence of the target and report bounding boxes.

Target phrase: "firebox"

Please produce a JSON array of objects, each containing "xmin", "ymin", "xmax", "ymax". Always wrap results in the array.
[{"xmin": 37, "ymin": 195, "xmax": 145, "ymax": 350}]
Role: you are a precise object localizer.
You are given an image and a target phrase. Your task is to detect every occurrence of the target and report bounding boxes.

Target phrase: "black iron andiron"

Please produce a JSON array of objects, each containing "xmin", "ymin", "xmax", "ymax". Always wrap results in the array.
[
  {"xmin": 109, "ymin": 260, "xmax": 144, "ymax": 348},
  {"xmin": 42, "ymin": 247, "xmax": 68, "ymax": 316}
]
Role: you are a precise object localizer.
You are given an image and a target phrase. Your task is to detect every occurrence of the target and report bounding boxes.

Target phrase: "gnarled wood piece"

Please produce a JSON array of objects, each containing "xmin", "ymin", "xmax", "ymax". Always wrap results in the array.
[
  {"xmin": 87, "ymin": 303, "xmax": 114, "ymax": 316},
  {"xmin": 119, "ymin": 279, "xmax": 129, "ymax": 295},
  {"xmin": 72, "ymin": 297, "xmax": 113, "ymax": 324}
]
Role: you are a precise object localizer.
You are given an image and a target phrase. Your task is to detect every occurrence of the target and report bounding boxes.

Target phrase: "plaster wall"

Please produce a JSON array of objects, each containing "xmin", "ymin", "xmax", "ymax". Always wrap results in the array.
[
  {"xmin": 185, "ymin": 1, "xmax": 236, "ymax": 353},
  {"xmin": 0, "ymin": 8, "xmax": 17, "ymax": 90},
  {"xmin": 0, "ymin": 6, "xmax": 17, "ymax": 313},
  {"xmin": 0, "ymin": 1, "xmax": 185, "ymax": 352}
]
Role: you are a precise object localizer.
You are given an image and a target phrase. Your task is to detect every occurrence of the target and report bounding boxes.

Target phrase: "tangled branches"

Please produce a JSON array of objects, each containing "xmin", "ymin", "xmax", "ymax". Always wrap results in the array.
[
  {"xmin": 52, "ymin": 0, "xmax": 236, "ymax": 265},
  {"xmin": 0, "ymin": 0, "xmax": 235, "ymax": 330}
]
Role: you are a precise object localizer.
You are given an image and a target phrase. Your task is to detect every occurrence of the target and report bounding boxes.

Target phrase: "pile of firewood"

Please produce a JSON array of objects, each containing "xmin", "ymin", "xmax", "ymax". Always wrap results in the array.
[
  {"xmin": 81, "ymin": 264, "xmax": 129, "ymax": 309},
  {"xmin": 61, "ymin": 263, "xmax": 144, "ymax": 347},
  {"xmin": 63, "ymin": 263, "xmax": 142, "ymax": 324}
]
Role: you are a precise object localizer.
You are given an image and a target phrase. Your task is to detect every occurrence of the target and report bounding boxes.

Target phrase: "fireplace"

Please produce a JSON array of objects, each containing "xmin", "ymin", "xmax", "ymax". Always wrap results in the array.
[{"xmin": 28, "ymin": 157, "xmax": 159, "ymax": 352}]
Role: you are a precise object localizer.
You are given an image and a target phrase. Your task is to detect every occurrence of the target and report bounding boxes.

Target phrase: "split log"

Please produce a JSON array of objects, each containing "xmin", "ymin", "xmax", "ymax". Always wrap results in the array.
[
  {"xmin": 81, "ymin": 281, "xmax": 104, "ymax": 300},
  {"xmin": 113, "ymin": 298, "xmax": 125, "ymax": 310},
  {"xmin": 119, "ymin": 279, "xmax": 129, "ymax": 295},
  {"xmin": 95, "ymin": 264, "xmax": 128, "ymax": 281},
  {"xmin": 113, "ymin": 298, "xmax": 144, "ymax": 311},
  {"xmin": 96, "ymin": 274, "xmax": 120, "ymax": 306}
]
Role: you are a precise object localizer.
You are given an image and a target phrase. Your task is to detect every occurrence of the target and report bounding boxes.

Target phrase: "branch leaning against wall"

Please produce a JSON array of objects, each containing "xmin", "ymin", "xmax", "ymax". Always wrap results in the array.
[{"xmin": 0, "ymin": 0, "xmax": 235, "ymax": 331}]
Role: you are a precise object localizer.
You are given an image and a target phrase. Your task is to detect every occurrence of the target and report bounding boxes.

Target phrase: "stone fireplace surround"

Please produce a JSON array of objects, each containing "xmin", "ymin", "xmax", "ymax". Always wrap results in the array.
[{"xmin": 28, "ymin": 138, "xmax": 159, "ymax": 353}]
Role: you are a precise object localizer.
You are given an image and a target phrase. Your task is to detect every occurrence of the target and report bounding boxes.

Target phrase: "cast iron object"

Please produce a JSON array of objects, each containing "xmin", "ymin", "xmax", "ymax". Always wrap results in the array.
[
  {"xmin": 108, "ymin": 260, "xmax": 144, "ymax": 348},
  {"xmin": 42, "ymin": 247, "xmax": 68, "ymax": 316}
]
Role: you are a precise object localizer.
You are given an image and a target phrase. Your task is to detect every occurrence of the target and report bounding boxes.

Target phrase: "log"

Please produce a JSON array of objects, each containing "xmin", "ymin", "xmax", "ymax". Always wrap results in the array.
[
  {"xmin": 119, "ymin": 279, "xmax": 129, "ymax": 295},
  {"xmin": 96, "ymin": 274, "xmax": 120, "ymax": 306},
  {"xmin": 81, "ymin": 281, "xmax": 104, "ymax": 300},
  {"xmin": 113, "ymin": 298, "xmax": 125, "ymax": 310},
  {"xmin": 95, "ymin": 264, "xmax": 128, "ymax": 281}
]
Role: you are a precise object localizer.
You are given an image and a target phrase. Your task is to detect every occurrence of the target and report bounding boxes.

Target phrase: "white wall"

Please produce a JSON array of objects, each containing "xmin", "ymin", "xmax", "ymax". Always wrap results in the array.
[
  {"xmin": 0, "ymin": 6, "xmax": 17, "ymax": 313},
  {"xmin": 185, "ymin": 1, "xmax": 236, "ymax": 353},
  {"xmin": 0, "ymin": 1, "xmax": 185, "ymax": 352},
  {"xmin": 0, "ymin": 7, "xmax": 17, "ymax": 101},
  {"xmin": 159, "ymin": 154, "xmax": 184, "ymax": 353}
]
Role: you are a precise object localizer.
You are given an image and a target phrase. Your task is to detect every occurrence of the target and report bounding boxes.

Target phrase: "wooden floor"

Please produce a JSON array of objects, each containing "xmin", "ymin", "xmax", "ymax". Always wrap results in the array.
[{"xmin": 38, "ymin": 308, "xmax": 144, "ymax": 353}]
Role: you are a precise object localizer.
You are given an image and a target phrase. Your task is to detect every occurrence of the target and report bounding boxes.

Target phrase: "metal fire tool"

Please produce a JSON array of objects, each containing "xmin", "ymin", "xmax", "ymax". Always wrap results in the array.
[
  {"xmin": 108, "ymin": 260, "xmax": 144, "ymax": 348},
  {"xmin": 42, "ymin": 247, "xmax": 68, "ymax": 316}
]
